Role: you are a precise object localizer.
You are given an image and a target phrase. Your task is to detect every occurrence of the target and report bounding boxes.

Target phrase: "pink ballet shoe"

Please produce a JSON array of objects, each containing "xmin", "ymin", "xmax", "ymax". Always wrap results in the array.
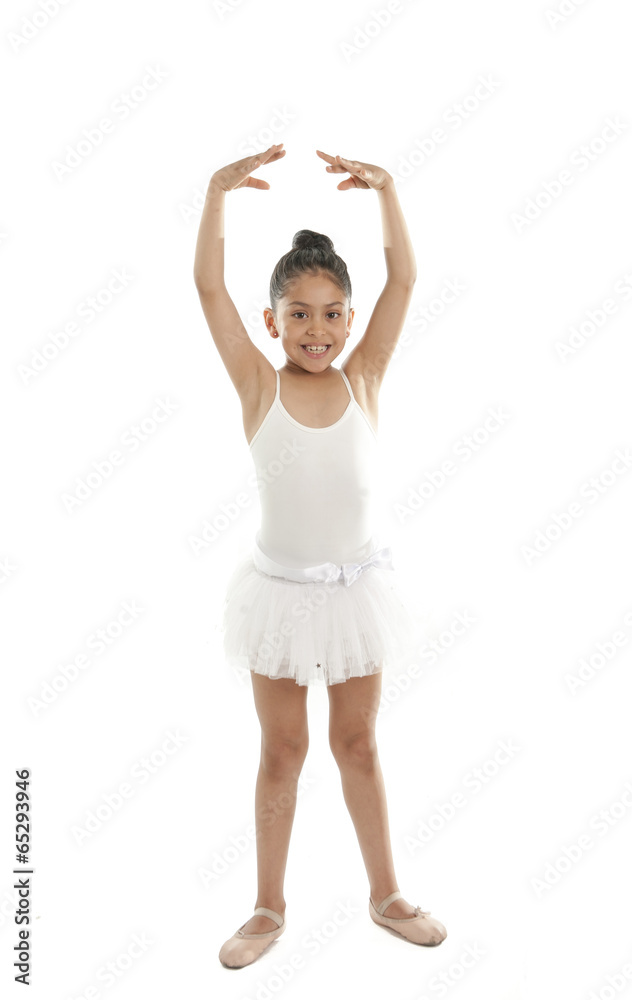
[
  {"xmin": 218, "ymin": 906, "xmax": 286, "ymax": 968},
  {"xmin": 369, "ymin": 891, "xmax": 447, "ymax": 946}
]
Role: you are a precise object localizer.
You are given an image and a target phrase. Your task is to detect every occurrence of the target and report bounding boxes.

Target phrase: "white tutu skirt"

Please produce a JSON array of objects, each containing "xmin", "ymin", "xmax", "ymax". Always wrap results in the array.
[{"xmin": 221, "ymin": 544, "xmax": 420, "ymax": 687}]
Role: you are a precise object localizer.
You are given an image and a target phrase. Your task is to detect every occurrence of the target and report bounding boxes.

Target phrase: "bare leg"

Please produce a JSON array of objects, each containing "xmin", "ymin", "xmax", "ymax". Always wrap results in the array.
[
  {"xmin": 240, "ymin": 671, "xmax": 309, "ymax": 934},
  {"xmin": 327, "ymin": 670, "xmax": 417, "ymax": 918}
]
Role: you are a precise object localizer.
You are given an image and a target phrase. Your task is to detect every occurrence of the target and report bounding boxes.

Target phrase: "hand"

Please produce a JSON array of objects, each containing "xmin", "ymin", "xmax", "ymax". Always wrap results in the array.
[
  {"xmin": 316, "ymin": 150, "xmax": 392, "ymax": 191},
  {"xmin": 211, "ymin": 143, "xmax": 286, "ymax": 192}
]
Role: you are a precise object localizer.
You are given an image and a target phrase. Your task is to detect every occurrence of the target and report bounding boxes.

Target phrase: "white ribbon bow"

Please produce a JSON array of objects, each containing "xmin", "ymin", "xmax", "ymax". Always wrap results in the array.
[{"xmin": 339, "ymin": 547, "xmax": 394, "ymax": 587}]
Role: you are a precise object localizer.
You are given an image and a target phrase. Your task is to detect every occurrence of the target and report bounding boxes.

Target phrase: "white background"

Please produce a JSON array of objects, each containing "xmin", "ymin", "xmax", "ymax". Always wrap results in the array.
[{"xmin": 2, "ymin": 0, "xmax": 632, "ymax": 997}]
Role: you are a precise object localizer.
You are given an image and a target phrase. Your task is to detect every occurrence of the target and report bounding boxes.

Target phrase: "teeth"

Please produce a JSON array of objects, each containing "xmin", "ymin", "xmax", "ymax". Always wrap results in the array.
[{"xmin": 304, "ymin": 345, "xmax": 328, "ymax": 353}]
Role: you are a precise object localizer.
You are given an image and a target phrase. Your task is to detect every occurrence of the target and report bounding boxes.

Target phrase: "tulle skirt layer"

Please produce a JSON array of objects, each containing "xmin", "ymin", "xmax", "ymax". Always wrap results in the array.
[{"xmin": 220, "ymin": 551, "xmax": 420, "ymax": 687}]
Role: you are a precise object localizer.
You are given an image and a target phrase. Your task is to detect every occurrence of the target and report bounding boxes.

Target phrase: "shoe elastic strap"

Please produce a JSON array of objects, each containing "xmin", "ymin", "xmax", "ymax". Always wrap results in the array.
[
  {"xmin": 376, "ymin": 890, "xmax": 403, "ymax": 915},
  {"xmin": 253, "ymin": 906, "xmax": 284, "ymax": 926}
]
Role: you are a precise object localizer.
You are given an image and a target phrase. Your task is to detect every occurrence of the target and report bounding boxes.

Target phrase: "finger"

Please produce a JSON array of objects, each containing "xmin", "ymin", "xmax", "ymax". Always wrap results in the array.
[
  {"xmin": 316, "ymin": 149, "xmax": 336, "ymax": 164},
  {"xmin": 260, "ymin": 142, "xmax": 285, "ymax": 162},
  {"xmin": 250, "ymin": 144, "xmax": 284, "ymax": 170},
  {"xmin": 326, "ymin": 154, "xmax": 352, "ymax": 173},
  {"xmin": 258, "ymin": 151, "xmax": 286, "ymax": 168},
  {"xmin": 337, "ymin": 175, "xmax": 369, "ymax": 191}
]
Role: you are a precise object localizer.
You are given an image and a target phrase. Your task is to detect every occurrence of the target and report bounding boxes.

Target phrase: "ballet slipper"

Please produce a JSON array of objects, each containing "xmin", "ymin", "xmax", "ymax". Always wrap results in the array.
[
  {"xmin": 369, "ymin": 891, "xmax": 447, "ymax": 946},
  {"xmin": 218, "ymin": 906, "xmax": 286, "ymax": 968}
]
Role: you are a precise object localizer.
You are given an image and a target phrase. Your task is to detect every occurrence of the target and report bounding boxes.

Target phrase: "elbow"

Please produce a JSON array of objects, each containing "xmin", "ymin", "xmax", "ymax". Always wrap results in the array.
[
  {"xmin": 390, "ymin": 273, "xmax": 417, "ymax": 289},
  {"xmin": 194, "ymin": 271, "xmax": 221, "ymax": 296},
  {"xmin": 193, "ymin": 268, "xmax": 208, "ymax": 291},
  {"xmin": 388, "ymin": 268, "xmax": 417, "ymax": 287}
]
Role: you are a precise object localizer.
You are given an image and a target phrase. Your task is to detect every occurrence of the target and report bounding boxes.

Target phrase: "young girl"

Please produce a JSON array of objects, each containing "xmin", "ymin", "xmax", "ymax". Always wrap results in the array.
[{"xmin": 194, "ymin": 144, "xmax": 447, "ymax": 968}]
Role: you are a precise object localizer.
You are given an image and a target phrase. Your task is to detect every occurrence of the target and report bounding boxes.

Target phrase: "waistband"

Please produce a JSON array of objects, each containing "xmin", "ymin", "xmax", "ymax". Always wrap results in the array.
[{"xmin": 252, "ymin": 532, "xmax": 395, "ymax": 587}]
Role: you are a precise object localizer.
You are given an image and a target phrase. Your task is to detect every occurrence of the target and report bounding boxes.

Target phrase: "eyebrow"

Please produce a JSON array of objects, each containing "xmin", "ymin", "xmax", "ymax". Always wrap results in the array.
[{"xmin": 287, "ymin": 301, "xmax": 344, "ymax": 307}]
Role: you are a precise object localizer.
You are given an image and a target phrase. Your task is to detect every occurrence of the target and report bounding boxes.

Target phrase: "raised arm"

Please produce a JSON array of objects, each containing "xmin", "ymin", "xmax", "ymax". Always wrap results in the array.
[
  {"xmin": 193, "ymin": 145, "xmax": 285, "ymax": 398},
  {"xmin": 316, "ymin": 151, "xmax": 417, "ymax": 386}
]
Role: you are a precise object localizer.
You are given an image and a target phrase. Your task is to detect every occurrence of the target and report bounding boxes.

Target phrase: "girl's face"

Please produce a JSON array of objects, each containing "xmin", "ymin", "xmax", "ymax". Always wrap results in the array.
[{"xmin": 266, "ymin": 272, "xmax": 354, "ymax": 372}]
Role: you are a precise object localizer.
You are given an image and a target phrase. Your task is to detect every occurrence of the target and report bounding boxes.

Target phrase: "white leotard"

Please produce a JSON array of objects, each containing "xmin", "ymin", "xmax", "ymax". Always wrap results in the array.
[{"xmin": 249, "ymin": 368, "xmax": 379, "ymax": 569}]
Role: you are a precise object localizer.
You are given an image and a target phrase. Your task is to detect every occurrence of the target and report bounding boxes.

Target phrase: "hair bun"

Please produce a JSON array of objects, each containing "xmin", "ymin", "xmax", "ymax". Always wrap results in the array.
[{"xmin": 292, "ymin": 229, "xmax": 334, "ymax": 253}]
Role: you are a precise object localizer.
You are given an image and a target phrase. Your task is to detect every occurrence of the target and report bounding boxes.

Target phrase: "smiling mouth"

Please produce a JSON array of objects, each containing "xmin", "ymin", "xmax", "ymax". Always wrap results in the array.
[{"xmin": 301, "ymin": 344, "xmax": 331, "ymax": 354}]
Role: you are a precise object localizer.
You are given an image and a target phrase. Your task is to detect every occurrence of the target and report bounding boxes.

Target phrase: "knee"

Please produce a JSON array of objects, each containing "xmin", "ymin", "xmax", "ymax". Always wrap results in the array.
[
  {"xmin": 330, "ymin": 731, "xmax": 378, "ymax": 772},
  {"xmin": 261, "ymin": 734, "xmax": 309, "ymax": 779}
]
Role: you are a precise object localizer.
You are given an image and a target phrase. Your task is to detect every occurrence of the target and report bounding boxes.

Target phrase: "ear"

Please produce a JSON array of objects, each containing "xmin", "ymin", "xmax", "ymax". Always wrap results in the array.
[{"xmin": 263, "ymin": 307, "xmax": 278, "ymax": 338}]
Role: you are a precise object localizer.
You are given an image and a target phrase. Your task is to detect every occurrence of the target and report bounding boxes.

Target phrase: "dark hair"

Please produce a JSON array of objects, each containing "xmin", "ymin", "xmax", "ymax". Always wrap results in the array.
[{"xmin": 269, "ymin": 229, "xmax": 352, "ymax": 316}]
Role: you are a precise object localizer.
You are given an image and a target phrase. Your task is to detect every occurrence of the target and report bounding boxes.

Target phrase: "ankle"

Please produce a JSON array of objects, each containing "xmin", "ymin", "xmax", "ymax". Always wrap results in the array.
[
  {"xmin": 370, "ymin": 887, "xmax": 399, "ymax": 905},
  {"xmin": 255, "ymin": 898, "xmax": 286, "ymax": 914}
]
